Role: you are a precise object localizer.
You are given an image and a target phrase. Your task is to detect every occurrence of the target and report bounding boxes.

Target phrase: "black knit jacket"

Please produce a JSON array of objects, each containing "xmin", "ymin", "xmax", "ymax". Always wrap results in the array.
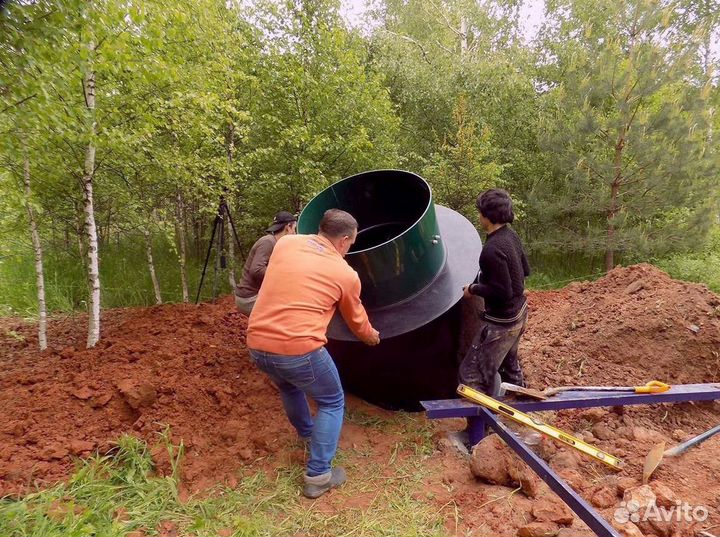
[{"xmin": 470, "ymin": 225, "xmax": 530, "ymax": 320}]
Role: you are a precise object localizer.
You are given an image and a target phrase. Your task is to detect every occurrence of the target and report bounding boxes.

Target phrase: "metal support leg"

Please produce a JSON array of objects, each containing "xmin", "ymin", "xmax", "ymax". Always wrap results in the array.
[
  {"xmin": 481, "ymin": 407, "xmax": 620, "ymax": 537},
  {"xmin": 421, "ymin": 384, "xmax": 720, "ymax": 537},
  {"xmin": 467, "ymin": 415, "xmax": 487, "ymax": 446},
  {"xmin": 195, "ymin": 215, "xmax": 220, "ymax": 304}
]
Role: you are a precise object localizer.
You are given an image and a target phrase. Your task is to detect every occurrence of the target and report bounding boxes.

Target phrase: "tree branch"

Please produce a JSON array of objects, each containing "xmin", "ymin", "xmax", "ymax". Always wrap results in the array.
[
  {"xmin": 434, "ymin": 40, "xmax": 454, "ymax": 55},
  {"xmin": 580, "ymin": 160, "xmax": 607, "ymax": 183},
  {"xmin": 1, "ymin": 94, "xmax": 38, "ymax": 114},
  {"xmin": 382, "ymin": 30, "xmax": 433, "ymax": 65},
  {"xmin": 426, "ymin": 0, "xmax": 464, "ymax": 38}
]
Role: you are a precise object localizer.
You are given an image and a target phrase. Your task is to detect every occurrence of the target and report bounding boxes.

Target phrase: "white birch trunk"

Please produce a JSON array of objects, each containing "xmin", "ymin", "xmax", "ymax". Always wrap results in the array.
[
  {"xmin": 76, "ymin": 216, "xmax": 86, "ymax": 260},
  {"xmin": 23, "ymin": 152, "xmax": 48, "ymax": 351},
  {"xmin": 144, "ymin": 227, "xmax": 162, "ymax": 304},
  {"xmin": 176, "ymin": 192, "xmax": 189, "ymax": 302},
  {"xmin": 82, "ymin": 42, "xmax": 101, "ymax": 348}
]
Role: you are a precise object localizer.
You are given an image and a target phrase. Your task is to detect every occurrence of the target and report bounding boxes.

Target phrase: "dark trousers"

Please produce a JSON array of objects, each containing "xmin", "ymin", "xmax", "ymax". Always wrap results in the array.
[{"xmin": 458, "ymin": 309, "xmax": 528, "ymax": 396}]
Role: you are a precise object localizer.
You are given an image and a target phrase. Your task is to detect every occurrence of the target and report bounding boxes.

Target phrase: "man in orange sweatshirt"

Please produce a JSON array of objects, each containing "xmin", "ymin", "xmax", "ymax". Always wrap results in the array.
[{"xmin": 247, "ymin": 209, "xmax": 380, "ymax": 499}]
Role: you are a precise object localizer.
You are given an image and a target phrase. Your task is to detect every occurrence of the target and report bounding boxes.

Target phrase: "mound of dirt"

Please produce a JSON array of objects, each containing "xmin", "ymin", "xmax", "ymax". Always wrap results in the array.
[
  {"xmin": 0, "ymin": 297, "xmax": 295, "ymax": 496},
  {"xmin": 1, "ymin": 263, "xmax": 719, "ymax": 535},
  {"xmin": 522, "ymin": 263, "xmax": 720, "ymax": 388},
  {"xmin": 432, "ymin": 264, "xmax": 720, "ymax": 536}
]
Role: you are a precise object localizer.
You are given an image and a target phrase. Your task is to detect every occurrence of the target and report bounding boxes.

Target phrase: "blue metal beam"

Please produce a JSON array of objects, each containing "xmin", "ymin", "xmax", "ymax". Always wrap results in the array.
[
  {"xmin": 421, "ymin": 384, "xmax": 720, "ymax": 537},
  {"xmin": 421, "ymin": 383, "xmax": 720, "ymax": 418},
  {"xmin": 481, "ymin": 407, "xmax": 621, "ymax": 537}
]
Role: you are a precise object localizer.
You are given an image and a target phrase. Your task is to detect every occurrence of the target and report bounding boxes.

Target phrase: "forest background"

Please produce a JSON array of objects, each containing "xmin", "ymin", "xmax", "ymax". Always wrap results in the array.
[{"xmin": 2, "ymin": 0, "xmax": 719, "ymax": 348}]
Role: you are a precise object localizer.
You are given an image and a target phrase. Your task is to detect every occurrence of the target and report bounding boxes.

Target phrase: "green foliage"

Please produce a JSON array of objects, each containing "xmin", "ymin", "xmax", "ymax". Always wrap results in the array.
[
  {"xmin": 1, "ymin": 0, "xmax": 719, "ymax": 320},
  {"xmin": 0, "ymin": 237, "xmax": 221, "ymax": 317},
  {"xmin": 655, "ymin": 252, "xmax": 720, "ymax": 293},
  {"xmin": 526, "ymin": 252, "xmax": 607, "ymax": 290},
  {"xmin": 533, "ymin": 0, "xmax": 720, "ymax": 266},
  {"xmin": 653, "ymin": 225, "xmax": 720, "ymax": 292},
  {"xmin": 422, "ymin": 95, "xmax": 504, "ymax": 218},
  {"xmin": 240, "ymin": 0, "xmax": 400, "ymax": 225}
]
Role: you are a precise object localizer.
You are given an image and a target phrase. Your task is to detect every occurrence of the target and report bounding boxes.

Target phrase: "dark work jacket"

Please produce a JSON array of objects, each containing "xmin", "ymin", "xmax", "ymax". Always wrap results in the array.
[
  {"xmin": 470, "ymin": 225, "xmax": 530, "ymax": 321},
  {"xmin": 236, "ymin": 234, "xmax": 277, "ymax": 298}
]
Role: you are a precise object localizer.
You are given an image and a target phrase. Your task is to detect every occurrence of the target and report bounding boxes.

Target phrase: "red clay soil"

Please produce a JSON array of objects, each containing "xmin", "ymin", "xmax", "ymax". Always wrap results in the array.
[
  {"xmin": 0, "ymin": 299, "xmax": 292, "ymax": 495},
  {"xmin": 1, "ymin": 263, "xmax": 720, "ymax": 536},
  {"xmin": 437, "ymin": 263, "xmax": 720, "ymax": 536},
  {"xmin": 523, "ymin": 263, "xmax": 720, "ymax": 388}
]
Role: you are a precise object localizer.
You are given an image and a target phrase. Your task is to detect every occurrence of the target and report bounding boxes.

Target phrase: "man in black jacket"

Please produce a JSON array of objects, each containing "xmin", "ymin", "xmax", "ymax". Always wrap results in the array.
[{"xmin": 460, "ymin": 189, "xmax": 530, "ymax": 396}]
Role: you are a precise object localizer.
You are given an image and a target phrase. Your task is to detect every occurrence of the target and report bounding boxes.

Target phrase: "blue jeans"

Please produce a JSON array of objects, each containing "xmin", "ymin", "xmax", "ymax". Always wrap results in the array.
[{"xmin": 249, "ymin": 346, "xmax": 345, "ymax": 476}]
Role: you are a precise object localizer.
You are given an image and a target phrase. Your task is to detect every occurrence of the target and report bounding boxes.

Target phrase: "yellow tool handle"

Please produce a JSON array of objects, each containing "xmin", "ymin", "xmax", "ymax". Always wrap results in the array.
[
  {"xmin": 635, "ymin": 381, "xmax": 671, "ymax": 394},
  {"xmin": 457, "ymin": 384, "xmax": 624, "ymax": 470}
]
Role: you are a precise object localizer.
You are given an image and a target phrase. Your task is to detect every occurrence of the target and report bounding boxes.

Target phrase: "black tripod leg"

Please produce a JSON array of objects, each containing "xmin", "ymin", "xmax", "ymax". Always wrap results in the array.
[
  {"xmin": 212, "ymin": 217, "xmax": 222, "ymax": 300},
  {"xmin": 226, "ymin": 207, "xmax": 242, "ymax": 251},
  {"xmin": 195, "ymin": 215, "xmax": 220, "ymax": 304},
  {"xmin": 219, "ymin": 209, "xmax": 226, "ymax": 270}
]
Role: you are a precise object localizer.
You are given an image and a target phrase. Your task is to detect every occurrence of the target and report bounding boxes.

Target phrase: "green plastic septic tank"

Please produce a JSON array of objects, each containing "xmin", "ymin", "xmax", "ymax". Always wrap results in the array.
[{"xmin": 297, "ymin": 170, "xmax": 446, "ymax": 310}]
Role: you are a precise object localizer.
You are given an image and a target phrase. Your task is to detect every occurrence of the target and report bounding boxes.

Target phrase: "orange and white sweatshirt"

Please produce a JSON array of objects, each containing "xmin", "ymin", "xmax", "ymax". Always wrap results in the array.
[{"xmin": 246, "ymin": 234, "xmax": 375, "ymax": 355}]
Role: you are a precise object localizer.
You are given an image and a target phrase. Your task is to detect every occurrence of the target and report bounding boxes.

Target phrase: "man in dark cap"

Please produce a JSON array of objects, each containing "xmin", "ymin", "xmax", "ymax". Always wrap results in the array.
[{"xmin": 235, "ymin": 211, "xmax": 297, "ymax": 315}]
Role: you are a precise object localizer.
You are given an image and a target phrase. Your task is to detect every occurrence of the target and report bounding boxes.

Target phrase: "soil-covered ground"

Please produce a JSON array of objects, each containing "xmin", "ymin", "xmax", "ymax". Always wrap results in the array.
[{"xmin": 1, "ymin": 264, "xmax": 719, "ymax": 536}]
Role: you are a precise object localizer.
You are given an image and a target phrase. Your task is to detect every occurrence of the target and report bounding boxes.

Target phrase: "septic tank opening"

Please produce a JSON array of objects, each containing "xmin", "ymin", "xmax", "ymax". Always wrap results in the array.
[{"xmin": 298, "ymin": 170, "xmax": 431, "ymax": 253}]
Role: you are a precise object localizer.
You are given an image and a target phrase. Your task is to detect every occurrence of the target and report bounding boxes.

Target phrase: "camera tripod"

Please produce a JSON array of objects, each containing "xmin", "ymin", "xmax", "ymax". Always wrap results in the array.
[{"xmin": 195, "ymin": 195, "xmax": 242, "ymax": 304}]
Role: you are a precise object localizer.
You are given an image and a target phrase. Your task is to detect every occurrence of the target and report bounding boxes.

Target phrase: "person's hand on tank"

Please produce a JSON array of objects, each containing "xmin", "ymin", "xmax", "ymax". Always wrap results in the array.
[
  {"xmin": 463, "ymin": 285, "xmax": 474, "ymax": 299},
  {"xmin": 365, "ymin": 328, "xmax": 380, "ymax": 346}
]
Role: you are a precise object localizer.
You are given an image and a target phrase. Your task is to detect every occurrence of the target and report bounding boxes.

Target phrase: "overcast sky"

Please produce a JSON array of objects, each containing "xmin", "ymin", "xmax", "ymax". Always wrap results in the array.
[
  {"xmin": 339, "ymin": 0, "xmax": 547, "ymax": 42},
  {"xmin": 339, "ymin": 0, "xmax": 720, "ymax": 60}
]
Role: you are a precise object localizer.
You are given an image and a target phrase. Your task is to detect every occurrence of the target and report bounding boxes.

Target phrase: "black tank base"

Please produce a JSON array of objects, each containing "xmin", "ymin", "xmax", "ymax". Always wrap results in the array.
[{"xmin": 326, "ymin": 302, "xmax": 464, "ymax": 411}]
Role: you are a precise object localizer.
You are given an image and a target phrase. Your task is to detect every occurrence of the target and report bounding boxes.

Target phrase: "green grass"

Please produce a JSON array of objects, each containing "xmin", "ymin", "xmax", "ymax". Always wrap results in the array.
[
  {"xmin": 527, "ymin": 227, "xmax": 720, "ymax": 292},
  {"xmin": 652, "ymin": 226, "xmax": 720, "ymax": 292},
  {"xmin": 0, "ymin": 435, "xmax": 187, "ymax": 537},
  {"xmin": 0, "ymin": 237, "xmax": 235, "ymax": 317},
  {"xmin": 527, "ymin": 253, "xmax": 720, "ymax": 293},
  {"xmin": 0, "ymin": 416, "xmax": 447, "ymax": 537},
  {"xmin": 526, "ymin": 251, "xmax": 606, "ymax": 290},
  {"xmin": 3, "ymin": 226, "xmax": 720, "ymax": 317},
  {"xmin": 653, "ymin": 251, "xmax": 720, "ymax": 293}
]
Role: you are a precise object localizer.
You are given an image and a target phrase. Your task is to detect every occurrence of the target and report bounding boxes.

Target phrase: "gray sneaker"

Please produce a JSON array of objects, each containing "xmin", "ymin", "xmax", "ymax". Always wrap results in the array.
[{"xmin": 302, "ymin": 467, "xmax": 347, "ymax": 499}]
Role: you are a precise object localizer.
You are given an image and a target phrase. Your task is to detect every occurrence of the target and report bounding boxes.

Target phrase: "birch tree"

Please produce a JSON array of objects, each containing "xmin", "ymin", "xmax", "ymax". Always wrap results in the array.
[
  {"xmin": 0, "ymin": 0, "xmax": 64, "ymax": 345},
  {"xmin": 143, "ymin": 225, "xmax": 162, "ymax": 304},
  {"xmin": 175, "ymin": 193, "xmax": 190, "ymax": 302},
  {"xmin": 80, "ymin": 37, "xmax": 101, "ymax": 346},
  {"xmin": 23, "ymin": 152, "xmax": 48, "ymax": 349}
]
